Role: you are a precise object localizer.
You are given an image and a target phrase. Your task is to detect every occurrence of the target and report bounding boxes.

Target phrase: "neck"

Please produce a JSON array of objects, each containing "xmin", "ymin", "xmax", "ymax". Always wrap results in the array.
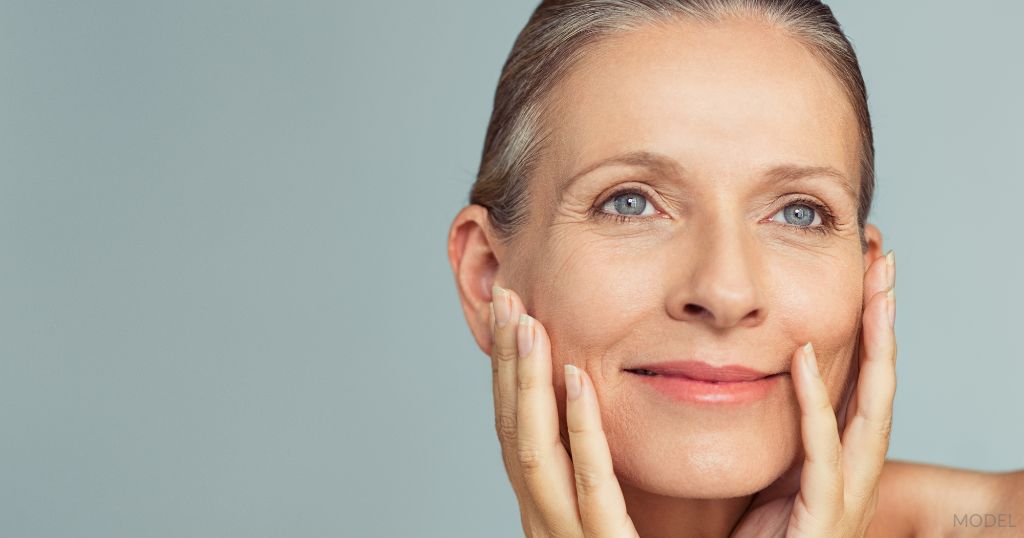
[{"xmin": 620, "ymin": 482, "xmax": 754, "ymax": 538}]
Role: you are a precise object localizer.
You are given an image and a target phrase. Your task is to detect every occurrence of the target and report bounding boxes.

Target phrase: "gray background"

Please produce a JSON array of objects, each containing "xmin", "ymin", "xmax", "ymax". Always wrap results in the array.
[{"xmin": 2, "ymin": 1, "xmax": 1021, "ymax": 536}]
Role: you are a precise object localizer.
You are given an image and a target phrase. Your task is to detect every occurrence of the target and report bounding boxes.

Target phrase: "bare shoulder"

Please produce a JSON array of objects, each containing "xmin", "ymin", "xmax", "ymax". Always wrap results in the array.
[{"xmin": 864, "ymin": 459, "xmax": 1024, "ymax": 538}]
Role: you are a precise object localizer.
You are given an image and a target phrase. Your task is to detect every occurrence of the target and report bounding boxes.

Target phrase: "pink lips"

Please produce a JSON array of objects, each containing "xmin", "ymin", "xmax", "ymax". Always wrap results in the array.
[{"xmin": 625, "ymin": 360, "xmax": 783, "ymax": 404}]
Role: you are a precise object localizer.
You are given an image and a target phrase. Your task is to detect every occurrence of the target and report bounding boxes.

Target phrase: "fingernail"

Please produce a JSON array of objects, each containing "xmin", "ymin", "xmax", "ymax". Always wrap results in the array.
[
  {"xmin": 517, "ymin": 314, "xmax": 535, "ymax": 358},
  {"xmin": 803, "ymin": 342, "xmax": 819, "ymax": 378},
  {"xmin": 885, "ymin": 249, "xmax": 896, "ymax": 290},
  {"xmin": 564, "ymin": 364, "xmax": 581, "ymax": 401},
  {"xmin": 886, "ymin": 287, "xmax": 895, "ymax": 329},
  {"xmin": 492, "ymin": 285, "xmax": 511, "ymax": 327}
]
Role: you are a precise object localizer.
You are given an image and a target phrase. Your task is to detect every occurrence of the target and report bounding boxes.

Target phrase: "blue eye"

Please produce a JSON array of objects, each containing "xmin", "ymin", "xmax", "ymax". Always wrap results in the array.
[
  {"xmin": 598, "ymin": 190, "xmax": 657, "ymax": 219},
  {"xmin": 773, "ymin": 203, "xmax": 820, "ymax": 227},
  {"xmin": 769, "ymin": 199, "xmax": 836, "ymax": 236},
  {"xmin": 592, "ymin": 189, "xmax": 838, "ymax": 236}
]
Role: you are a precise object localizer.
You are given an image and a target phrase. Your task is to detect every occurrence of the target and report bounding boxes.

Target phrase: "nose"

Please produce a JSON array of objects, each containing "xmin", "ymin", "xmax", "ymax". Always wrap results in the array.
[{"xmin": 667, "ymin": 214, "xmax": 765, "ymax": 330}]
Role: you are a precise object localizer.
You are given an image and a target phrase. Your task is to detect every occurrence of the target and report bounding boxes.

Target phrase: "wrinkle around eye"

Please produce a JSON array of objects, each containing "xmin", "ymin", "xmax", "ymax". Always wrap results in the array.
[
  {"xmin": 552, "ymin": 197, "xmax": 595, "ymax": 222},
  {"xmin": 550, "ymin": 201, "xmax": 660, "ymax": 241}
]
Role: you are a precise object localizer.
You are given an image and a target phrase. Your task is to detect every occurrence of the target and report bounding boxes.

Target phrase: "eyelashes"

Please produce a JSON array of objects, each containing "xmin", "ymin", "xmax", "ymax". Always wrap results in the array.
[
  {"xmin": 589, "ymin": 186, "xmax": 840, "ymax": 236},
  {"xmin": 776, "ymin": 197, "xmax": 837, "ymax": 236}
]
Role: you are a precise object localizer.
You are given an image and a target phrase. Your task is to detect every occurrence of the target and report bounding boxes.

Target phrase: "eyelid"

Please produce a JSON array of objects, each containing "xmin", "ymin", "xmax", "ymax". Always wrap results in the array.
[{"xmin": 772, "ymin": 193, "xmax": 834, "ymax": 218}]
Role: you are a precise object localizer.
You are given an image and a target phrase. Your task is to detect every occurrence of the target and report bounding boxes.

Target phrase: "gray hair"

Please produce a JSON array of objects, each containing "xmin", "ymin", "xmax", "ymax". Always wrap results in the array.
[{"xmin": 469, "ymin": 0, "xmax": 874, "ymax": 252}]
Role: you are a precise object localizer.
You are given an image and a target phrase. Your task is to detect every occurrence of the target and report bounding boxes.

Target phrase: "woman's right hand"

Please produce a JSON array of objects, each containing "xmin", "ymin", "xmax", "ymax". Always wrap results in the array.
[{"xmin": 488, "ymin": 284, "xmax": 640, "ymax": 538}]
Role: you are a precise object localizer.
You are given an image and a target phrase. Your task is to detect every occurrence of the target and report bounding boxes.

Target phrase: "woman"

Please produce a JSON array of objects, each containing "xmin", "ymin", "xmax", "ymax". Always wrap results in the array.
[{"xmin": 446, "ymin": 1, "xmax": 1022, "ymax": 536}]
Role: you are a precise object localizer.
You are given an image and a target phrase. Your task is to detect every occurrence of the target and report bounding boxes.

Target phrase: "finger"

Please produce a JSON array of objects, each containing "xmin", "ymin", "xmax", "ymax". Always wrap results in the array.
[
  {"xmin": 835, "ymin": 336, "xmax": 860, "ymax": 434},
  {"xmin": 841, "ymin": 287, "xmax": 897, "ymax": 505},
  {"xmin": 565, "ymin": 364, "xmax": 639, "ymax": 538},
  {"xmin": 516, "ymin": 314, "xmax": 583, "ymax": 534},
  {"xmin": 841, "ymin": 252, "xmax": 893, "ymax": 438},
  {"xmin": 794, "ymin": 342, "xmax": 844, "ymax": 526},
  {"xmin": 862, "ymin": 250, "xmax": 893, "ymax": 306},
  {"xmin": 491, "ymin": 285, "xmax": 523, "ymax": 484}
]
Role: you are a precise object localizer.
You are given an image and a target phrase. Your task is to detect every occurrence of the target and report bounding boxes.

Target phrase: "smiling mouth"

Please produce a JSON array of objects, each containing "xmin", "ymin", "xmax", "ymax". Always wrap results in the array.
[
  {"xmin": 623, "ymin": 368, "xmax": 787, "ymax": 383},
  {"xmin": 622, "ymin": 367, "xmax": 788, "ymax": 404}
]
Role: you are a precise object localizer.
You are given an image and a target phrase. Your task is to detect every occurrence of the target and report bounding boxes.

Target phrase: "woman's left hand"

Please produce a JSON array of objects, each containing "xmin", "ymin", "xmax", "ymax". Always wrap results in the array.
[{"xmin": 730, "ymin": 250, "xmax": 897, "ymax": 538}]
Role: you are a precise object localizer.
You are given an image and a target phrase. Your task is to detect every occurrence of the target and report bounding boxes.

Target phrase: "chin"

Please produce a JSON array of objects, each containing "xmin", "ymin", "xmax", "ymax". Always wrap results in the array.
[
  {"xmin": 610, "ymin": 434, "xmax": 794, "ymax": 498},
  {"xmin": 595, "ymin": 366, "xmax": 803, "ymax": 499},
  {"xmin": 604, "ymin": 399, "xmax": 802, "ymax": 499}
]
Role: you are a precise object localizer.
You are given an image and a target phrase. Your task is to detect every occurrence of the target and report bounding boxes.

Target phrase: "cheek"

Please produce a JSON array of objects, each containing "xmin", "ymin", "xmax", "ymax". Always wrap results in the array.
[
  {"xmin": 527, "ymin": 238, "xmax": 663, "ymax": 375},
  {"xmin": 777, "ymin": 260, "xmax": 862, "ymax": 399}
]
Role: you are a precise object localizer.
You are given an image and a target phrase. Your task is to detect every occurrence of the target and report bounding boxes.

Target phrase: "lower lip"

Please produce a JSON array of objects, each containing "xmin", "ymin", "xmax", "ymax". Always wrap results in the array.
[{"xmin": 629, "ymin": 372, "xmax": 784, "ymax": 404}]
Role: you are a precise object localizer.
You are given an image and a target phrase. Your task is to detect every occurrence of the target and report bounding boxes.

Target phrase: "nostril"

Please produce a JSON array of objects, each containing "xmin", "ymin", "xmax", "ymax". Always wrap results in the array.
[{"xmin": 683, "ymin": 304, "xmax": 706, "ymax": 316}]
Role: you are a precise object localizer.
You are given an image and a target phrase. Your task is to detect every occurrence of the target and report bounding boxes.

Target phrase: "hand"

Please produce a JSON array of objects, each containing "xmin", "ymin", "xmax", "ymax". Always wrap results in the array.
[
  {"xmin": 730, "ymin": 250, "xmax": 897, "ymax": 538},
  {"xmin": 488, "ymin": 285, "xmax": 639, "ymax": 538}
]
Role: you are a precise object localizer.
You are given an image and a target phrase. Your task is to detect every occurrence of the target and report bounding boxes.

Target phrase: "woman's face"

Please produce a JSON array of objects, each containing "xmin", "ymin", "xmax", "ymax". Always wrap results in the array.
[{"xmin": 500, "ymin": 17, "xmax": 876, "ymax": 498}]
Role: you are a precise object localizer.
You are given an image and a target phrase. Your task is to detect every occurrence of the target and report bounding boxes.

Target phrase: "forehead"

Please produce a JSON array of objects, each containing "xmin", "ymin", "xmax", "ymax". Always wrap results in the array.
[{"xmin": 542, "ymin": 16, "xmax": 861, "ymax": 191}]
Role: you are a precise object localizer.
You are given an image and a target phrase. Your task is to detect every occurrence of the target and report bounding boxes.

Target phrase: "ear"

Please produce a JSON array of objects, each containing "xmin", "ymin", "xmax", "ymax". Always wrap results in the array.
[
  {"xmin": 447, "ymin": 204, "xmax": 503, "ymax": 356},
  {"xmin": 862, "ymin": 222, "xmax": 884, "ymax": 269}
]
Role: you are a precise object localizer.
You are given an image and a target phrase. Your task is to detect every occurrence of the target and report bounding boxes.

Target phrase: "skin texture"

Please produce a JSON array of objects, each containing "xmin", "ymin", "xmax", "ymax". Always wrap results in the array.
[
  {"xmin": 477, "ymin": 260, "xmax": 891, "ymax": 537},
  {"xmin": 446, "ymin": 15, "xmax": 1018, "ymax": 538},
  {"xmin": 521, "ymin": 16, "xmax": 865, "ymax": 502},
  {"xmin": 457, "ymin": 15, "xmax": 879, "ymax": 536}
]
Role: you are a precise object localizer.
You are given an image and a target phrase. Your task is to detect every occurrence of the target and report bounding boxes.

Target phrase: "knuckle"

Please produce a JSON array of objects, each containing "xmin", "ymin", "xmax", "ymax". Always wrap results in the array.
[
  {"xmin": 518, "ymin": 374, "xmax": 536, "ymax": 392},
  {"xmin": 874, "ymin": 415, "xmax": 893, "ymax": 440},
  {"xmin": 494, "ymin": 345, "xmax": 517, "ymax": 362},
  {"xmin": 566, "ymin": 422, "xmax": 591, "ymax": 435},
  {"xmin": 496, "ymin": 414, "xmax": 518, "ymax": 442},
  {"xmin": 543, "ymin": 523, "xmax": 577, "ymax": 538},
  {"xmin": 501, "ymin": 450, "xmax": 517, "ymax": 478},
  {"xmin": 517, "ymin": 445, "xmax": 543, "ymax": 472},
  {"xmin": 574, "ymin": 463, "xmax": 604, "ymax": 491}
]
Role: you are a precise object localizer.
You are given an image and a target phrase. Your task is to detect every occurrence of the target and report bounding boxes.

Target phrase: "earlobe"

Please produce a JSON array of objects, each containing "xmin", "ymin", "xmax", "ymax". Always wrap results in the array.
[{"xmin": 447, "ymin": 204, "xmax": 502, "ymax": 355}]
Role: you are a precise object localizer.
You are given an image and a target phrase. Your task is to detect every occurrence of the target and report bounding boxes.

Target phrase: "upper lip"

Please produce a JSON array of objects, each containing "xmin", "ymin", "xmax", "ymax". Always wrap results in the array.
[{"xmin": 624, "ymin": 360, "xmax": 777, "ymax": 382}]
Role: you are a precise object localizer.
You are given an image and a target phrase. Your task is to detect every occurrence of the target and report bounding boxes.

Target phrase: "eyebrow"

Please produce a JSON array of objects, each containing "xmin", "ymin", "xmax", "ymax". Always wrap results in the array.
[{"xmin": 558, "ymin": 150, "xmax": 858, "ymax": 201}]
